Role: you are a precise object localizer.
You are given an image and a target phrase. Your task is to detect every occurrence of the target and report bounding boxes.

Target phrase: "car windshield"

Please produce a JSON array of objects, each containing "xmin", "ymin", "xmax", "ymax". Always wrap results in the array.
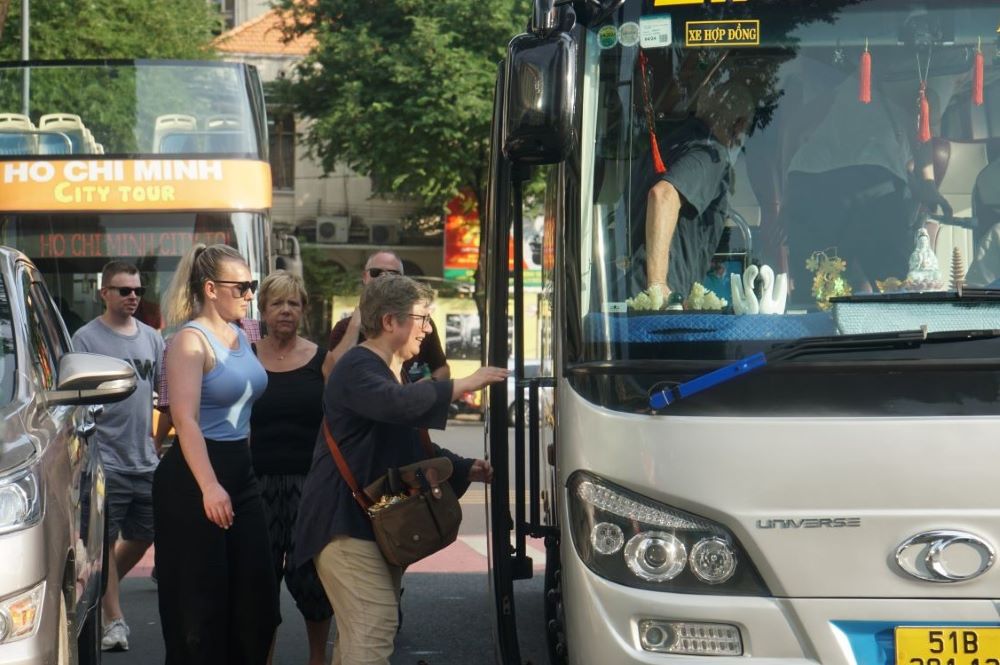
[
  {"xmin": 576, "ymin": 0, "xmax": 1000, "ymax": 364},
  {"xmin": 0, "ymin": 273, "xmax": 14, "ymax": 406}
]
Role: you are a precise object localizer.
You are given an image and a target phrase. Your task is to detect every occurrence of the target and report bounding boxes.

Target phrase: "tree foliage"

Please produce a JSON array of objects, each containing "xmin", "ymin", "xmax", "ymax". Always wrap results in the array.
[
  {"xmin": 0, "ymin": 0, "xmax": 222, "ymax": 61},
  {"xmin": 276, "ymin": 0, "xmax": 530, "ymax": 210}
]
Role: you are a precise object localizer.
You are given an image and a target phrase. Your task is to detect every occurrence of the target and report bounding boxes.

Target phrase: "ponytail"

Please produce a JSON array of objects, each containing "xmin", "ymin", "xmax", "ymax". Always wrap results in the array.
[{"xmin": 164, "ymin": 243, "xmax": 247, "ymax": 326}]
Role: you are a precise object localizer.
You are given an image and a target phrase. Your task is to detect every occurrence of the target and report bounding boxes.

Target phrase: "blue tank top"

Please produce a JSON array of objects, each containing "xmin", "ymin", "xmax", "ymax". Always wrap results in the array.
[{"xmin": 184, "ymin": 321, "xmax": 267, "ymax": 441}]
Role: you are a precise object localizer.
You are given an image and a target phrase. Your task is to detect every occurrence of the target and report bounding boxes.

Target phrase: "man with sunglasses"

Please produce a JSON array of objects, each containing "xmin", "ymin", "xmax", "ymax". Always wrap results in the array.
[
  {"xmin": 71, "ymin": 261, "xmax": 165, "ymax": 652},
  {"xmin": 328, "ymin": 250, "xmax": 450, "ymax": 381}
]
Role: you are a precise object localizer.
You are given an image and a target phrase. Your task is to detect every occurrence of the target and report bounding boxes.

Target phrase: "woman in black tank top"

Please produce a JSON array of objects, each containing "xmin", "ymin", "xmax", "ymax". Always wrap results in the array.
[{"xmin": 250, "ymin": 271, "xmax": 334, "ymax": 665}]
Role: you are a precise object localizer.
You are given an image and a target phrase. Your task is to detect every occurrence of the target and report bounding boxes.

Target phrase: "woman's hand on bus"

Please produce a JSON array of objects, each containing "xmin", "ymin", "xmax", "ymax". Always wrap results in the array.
[
  {"xmin": 468, "ymin": 459, "xmax": 494, "ymax": 484},
  {"xmin": 202, "ymin": 482, "xmax": 234, "ymax": 529},
  {"xmin": 453, "ymin": 366, "xmax": 509, "ymax": 399}
]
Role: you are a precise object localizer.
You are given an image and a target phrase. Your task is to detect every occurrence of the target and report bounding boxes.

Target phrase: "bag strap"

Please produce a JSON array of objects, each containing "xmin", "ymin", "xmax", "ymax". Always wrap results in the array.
[
  {"xmin": 322, "ymin": 419, "xmax": 374, "ymax": 511},
  {"xmin": 418, "ymin": 428, "xmax": 435, "ymax": 458},
  {"xmin": 322, "ymin": 418, "xmax": 437, "ymax": 511}
]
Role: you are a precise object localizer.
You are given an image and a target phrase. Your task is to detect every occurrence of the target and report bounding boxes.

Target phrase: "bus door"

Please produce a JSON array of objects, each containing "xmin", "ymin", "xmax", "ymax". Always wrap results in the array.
[{"xmin": 484, "ymin": 14, "xmax": 578, "ymax": 660}]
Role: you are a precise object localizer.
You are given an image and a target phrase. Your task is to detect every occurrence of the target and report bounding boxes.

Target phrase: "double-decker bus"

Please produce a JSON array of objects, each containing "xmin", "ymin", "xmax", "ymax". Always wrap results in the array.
[
  {"xmin": 0, "ymin": 59, "xmax": 272, "ymax": 332},
  {"xmin": 486, "ymin": 1, "xmax": 1000, "ymax": 664}
]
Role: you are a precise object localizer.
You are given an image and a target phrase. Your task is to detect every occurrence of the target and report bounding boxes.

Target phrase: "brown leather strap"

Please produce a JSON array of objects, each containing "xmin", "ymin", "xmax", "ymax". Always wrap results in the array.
[
  {"xmin": 322, "ymin": 419, "xmax": 373, "ymax": 510},
  {"xmin": 418, "ymin": 429, "xmax": 435, "ymax": 458}
]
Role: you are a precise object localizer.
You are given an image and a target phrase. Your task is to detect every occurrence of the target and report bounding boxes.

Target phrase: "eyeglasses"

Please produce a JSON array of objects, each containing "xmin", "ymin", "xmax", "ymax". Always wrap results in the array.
[
  {"xmin": 367, "ymin": 268, "xmax": 402, "ymax": 278},
  {"xmin": 105, "ymin": 286, "xmax": 146, "ymax": 297},
  {"xmin": 407, "ymin": 314, "xmax": 433, "ymax": 328},
  {"xmin": 213, "ymin": 280, "xmax": 259, "ymax": 297}
]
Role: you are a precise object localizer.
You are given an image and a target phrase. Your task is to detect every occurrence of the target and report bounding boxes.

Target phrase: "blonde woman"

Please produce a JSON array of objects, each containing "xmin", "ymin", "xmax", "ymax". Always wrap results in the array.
[
  {"xmin": 250, "ymin": 271, "xmax": 334, "ymax": 665},
  {"xmin": 154, "ymin": 244, "xmax": 278, "ymax": 664}
]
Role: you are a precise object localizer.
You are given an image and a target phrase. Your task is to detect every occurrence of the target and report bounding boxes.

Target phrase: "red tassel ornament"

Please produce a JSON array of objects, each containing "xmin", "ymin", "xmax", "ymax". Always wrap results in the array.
[
  {"xmin": 859, "ymin": 41, "xmax": 872, "ymax": 104},
  {"xmin": 973, "ymin": 38, "xmax": 985, "ymax": 107},
  {"xmin": 917, "ymin": 82, "xmax": 932, "ymax": 143},
  {"xmin": 650, "ymin": 134, "xmax": 666, "ymax": 174},
  {"xmin": 639, "ymin": 50, "xmax": 667, "ymax": 174}
]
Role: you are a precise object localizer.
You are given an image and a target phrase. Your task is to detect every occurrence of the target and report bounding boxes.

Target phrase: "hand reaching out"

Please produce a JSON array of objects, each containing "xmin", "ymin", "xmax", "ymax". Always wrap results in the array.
[
  {"xmin": 453, "ymin": 366, "xmax": 509, "ymax": 400},
  {"xmin": 468, "ymin": 458, "xmax": 494, "ymax": 484}
]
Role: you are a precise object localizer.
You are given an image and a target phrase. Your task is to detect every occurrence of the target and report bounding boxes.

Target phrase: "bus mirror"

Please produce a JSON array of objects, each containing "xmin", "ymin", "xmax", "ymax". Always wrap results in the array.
[{"xmin": 503, "ymin": 31, "xmax": 576, "ymax": 165}]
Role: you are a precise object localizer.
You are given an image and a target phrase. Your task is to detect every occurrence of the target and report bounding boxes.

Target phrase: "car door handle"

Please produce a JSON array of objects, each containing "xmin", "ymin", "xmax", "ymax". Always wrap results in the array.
[{"xmin": 76, "ymin": 421, "xmax": 97, "ymax": 439}]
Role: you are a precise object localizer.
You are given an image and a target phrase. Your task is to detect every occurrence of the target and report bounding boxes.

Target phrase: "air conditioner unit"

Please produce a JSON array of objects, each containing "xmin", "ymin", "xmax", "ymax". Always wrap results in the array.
[
  {"xmin": 316, "ymin": 216, "xmax": 349, "ymax": 244},
  {"xmin": 368, "ymin": 222, "xmax": 399, "ymax": 245}
]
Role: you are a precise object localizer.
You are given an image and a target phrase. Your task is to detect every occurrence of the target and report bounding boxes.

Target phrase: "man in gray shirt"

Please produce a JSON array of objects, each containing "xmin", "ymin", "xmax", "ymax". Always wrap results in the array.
[{"xmin": 72, "ymin": 261, "xmax": 164, "ymax": 652}]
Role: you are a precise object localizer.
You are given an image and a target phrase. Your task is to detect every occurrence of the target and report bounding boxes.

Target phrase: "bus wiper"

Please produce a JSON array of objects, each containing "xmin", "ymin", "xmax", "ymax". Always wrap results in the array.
[{"xmin": 648, "ymin": 328, "xmax": 1000, "ymax": 409}]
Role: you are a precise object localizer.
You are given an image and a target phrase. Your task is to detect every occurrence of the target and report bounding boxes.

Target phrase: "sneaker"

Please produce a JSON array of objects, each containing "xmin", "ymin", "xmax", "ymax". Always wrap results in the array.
[{"xmin": 101, "ymin": 618, "xmax": 129, "ymax": 652}]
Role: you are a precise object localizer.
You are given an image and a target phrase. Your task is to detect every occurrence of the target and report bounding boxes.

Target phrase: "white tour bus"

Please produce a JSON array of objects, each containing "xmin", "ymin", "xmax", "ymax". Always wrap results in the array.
[{"xmin": 485, "ymin": 1, "xmax": 1000, "ymax": 664}]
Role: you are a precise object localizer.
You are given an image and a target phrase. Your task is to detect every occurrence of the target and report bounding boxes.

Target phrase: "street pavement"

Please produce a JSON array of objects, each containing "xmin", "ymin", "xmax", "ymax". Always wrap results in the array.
[{"xmin": 104, "ymin": 421, "xmax": 551, "ymax": 664}]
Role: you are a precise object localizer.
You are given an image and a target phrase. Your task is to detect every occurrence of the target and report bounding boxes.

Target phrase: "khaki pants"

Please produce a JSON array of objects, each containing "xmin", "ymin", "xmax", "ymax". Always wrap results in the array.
[{"xmin": 315, "ymin": 536, "xmax": 402, "ymax": 665}]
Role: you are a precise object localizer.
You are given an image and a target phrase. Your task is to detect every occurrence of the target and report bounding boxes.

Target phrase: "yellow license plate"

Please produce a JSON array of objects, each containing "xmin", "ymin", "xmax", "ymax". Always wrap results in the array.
[{"xmin": 896, "ymin": 627, "xmax": 1000, "ymax": 665}]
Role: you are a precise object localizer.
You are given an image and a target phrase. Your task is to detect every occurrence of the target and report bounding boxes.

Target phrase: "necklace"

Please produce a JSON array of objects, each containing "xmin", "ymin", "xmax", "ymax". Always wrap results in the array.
[{"xmin": 270, "ymin": 337, "xmax": 295, "ymax": 360}]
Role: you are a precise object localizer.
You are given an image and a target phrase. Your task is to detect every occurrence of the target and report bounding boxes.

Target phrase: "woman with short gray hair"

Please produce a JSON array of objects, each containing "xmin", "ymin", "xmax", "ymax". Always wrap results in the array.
[{"xmin": 292, "ymin": 274, "xmax": 507, "ymax": 664}]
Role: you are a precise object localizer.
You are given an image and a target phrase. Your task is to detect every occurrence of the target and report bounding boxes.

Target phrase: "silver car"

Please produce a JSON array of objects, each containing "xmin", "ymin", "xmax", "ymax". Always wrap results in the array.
[{"xmin": 0, "ymin": 248, "xmax": 136, "ymax": 665}]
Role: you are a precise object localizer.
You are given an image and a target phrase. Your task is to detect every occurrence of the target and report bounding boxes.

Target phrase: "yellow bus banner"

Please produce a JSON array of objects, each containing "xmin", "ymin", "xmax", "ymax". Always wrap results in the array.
[{"xmin": 0, "ymin": 159, "xmax": 272, "ymax": 212}]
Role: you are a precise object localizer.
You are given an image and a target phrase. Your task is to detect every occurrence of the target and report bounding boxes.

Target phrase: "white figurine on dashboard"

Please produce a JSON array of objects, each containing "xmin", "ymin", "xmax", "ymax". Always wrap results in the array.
[{"xmin": 731, "ymin": 264, "xmax": 787, "ymax": 315}]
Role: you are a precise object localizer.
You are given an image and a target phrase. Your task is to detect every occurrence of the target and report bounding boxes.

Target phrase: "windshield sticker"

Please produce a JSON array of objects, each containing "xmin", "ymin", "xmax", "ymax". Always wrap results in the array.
[
  {"xmin": 685, "ymin": 19, "xmax": 759, "ymax": 47},
  {"xmin": 640, "ymin": 15, "xmax": 673, "ymax": 48},
  {"xmin": 618, "ymin": 22, "xmax": 641, "ymax": 47},
  {"xmin": 598, "ymin": 25, "xmax": 618, "ymax": 49}
]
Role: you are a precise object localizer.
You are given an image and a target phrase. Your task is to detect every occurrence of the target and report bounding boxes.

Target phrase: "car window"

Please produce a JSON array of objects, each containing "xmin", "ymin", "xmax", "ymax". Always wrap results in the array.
[
  {"xmin": 19, "ymin": 269, "xmax": 57, "ymax": 390},
  {"xmin": 0, "ymin": 274, "xmax": 14, "ymax": 406},
  {"xmin": 28, "ymin": 272, "xmax": 71, "ymax": 360}
]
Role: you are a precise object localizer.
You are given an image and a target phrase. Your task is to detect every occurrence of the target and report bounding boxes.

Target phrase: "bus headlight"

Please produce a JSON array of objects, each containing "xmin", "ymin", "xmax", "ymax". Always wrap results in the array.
[
  {"xmin": 0, "ymin": 469, "xmax": 42, "ymax": 536},
  {"xmin": 568, "ymin": 471, "xmax": 769, "ymax": 595}
]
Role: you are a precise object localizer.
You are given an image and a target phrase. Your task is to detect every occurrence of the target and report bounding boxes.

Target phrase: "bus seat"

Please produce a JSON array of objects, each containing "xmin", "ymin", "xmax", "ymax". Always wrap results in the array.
[
  {"xmin": 926, "ymin": 138, "xmax": 984, "ymax": 281},
  {"xmin": 0, "ymin": 114, "xmax": 37, "ymax": 155},
  {"xmin": 206, "ymin": 115, "xmax": 240, "ymax": 130},
  {"xmin": 0, "ymin": 113, "xmax": 35, "ymax": 129},
  {"xmin": 973, "ymin": 159, "xmax": 1000, "ymax": 241},
  {"xmin": 154, "ymin": 114, "xmax": 198, "ymax": 153},
  {"xmin": 39, "ymin": 113, "xmax": 89, "ymax": 153},
  {"xmin": 159, "ymin": 132, "xmax": 201, "ymax": 153},
  {"xmin": 205, "ymin": 132, "xmax": 246, "ymax": 153},
  {"xmin": 37, "ymin": 132, "xmax": 73, "ymax": 155}
]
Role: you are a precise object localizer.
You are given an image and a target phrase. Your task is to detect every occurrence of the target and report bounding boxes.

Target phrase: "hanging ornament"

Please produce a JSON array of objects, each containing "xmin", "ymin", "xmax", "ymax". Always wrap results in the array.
[
  {"xmin": 859, "ymin": 39, "xmax": 872, "ymax": 104},
  {"xmin": 638, "ymin": 50, "xmax": 667, "ymax": 174},
  {"xmin": 973, "ymin": 37, "xmax": 985, "ymax": 107},
  {"xmin": 916, "ymin": 53, "xmax": 932, "ymax": 143},
  {"xmin": 917, "ymin": 83, "xmax": 932, "ymax": 142}
]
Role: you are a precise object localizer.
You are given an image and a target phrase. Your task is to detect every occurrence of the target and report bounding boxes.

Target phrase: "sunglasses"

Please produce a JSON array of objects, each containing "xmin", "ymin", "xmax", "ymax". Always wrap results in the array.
[
  {"xmin": 367, "ymin": 268, "xmax": 402, "ymax": 278},
  {"xmin": 214, "ymin": 280, "xmax": 259, "ymax": 297},
  {"xmin": 106, "ymin": 286, "xmax": 146, "ymax": 297}
]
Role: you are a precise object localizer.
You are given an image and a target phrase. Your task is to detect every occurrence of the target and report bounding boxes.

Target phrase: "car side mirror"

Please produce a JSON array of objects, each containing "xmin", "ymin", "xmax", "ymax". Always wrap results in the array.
[
  {"xmin": 503, "ymin": 30, "xmax": 577, "ymax": 165},
  {"xmin": 46, "ymin": 352, "xmax": 137, "ymax": 406}
]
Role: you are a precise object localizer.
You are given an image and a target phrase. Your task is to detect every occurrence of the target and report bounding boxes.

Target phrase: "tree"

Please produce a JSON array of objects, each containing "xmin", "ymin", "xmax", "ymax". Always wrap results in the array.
[
  {"xmin": 275, "ymin": 0, "xmax": 529, "ymax": 214},
  {"xmin": 0, "ymin": 0, "xmax": 222, "ymax": 61},
  {"xmin": 0, "ymin": 0, "xmax": 11, "ymax": 45}
]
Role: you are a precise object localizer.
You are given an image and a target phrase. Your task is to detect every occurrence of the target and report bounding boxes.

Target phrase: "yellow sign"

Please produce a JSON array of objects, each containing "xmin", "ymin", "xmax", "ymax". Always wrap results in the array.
[
  {"xmin": 685, "ymin": 19, "xmax": 759, "ymax": 47},
  {"xmin": 896, "ymin": 627, "xmax": 1000, "ymax": 665},
  {"xmin": 656, "ymin": 0, "xmax": 747, "ymax": 5},
  {"xmin": 0, "ymin": 159, "xmax": 272, "ymax": 212}
]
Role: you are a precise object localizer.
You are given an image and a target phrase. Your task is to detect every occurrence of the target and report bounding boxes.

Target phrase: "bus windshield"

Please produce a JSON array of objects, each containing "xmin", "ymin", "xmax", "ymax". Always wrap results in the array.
[
  {"xmin": 0, "ymin": 61, "xmax": 264, "ymax": 157},
  {"xmin": 576, "ymin": 0, "xmax": 1000, "ymax": 366}
]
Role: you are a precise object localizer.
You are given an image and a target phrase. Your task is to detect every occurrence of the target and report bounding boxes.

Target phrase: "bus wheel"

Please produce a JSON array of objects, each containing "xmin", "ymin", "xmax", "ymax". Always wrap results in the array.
[{"xmin": 544, "ymin": 533, "xmax": 567, "ymax": 665}]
